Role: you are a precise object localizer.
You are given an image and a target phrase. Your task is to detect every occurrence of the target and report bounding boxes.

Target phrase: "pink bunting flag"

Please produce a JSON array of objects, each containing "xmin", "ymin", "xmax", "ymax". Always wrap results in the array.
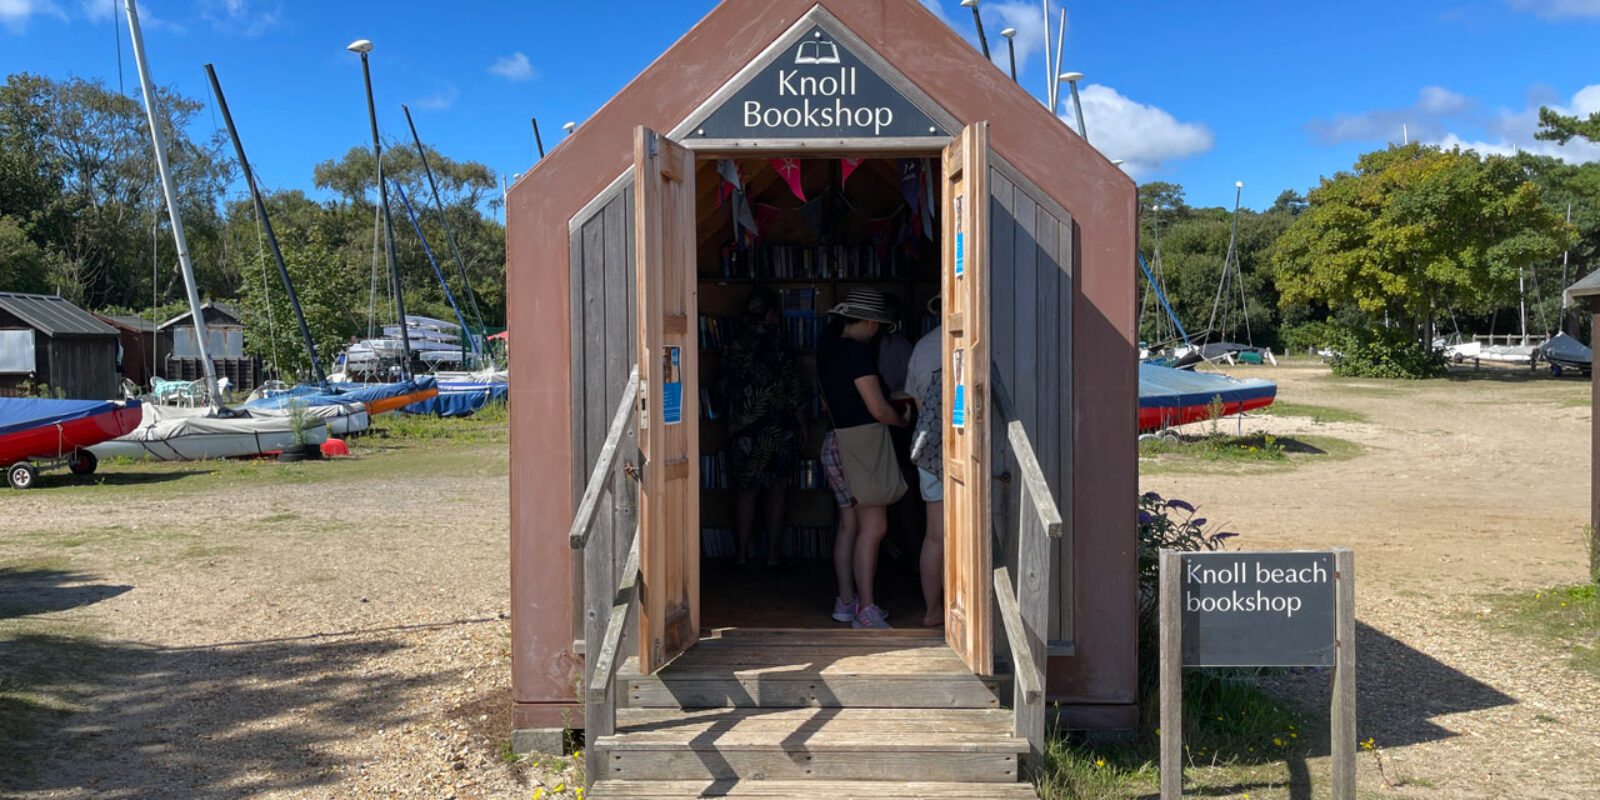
[
  {"xmin": 770, "ymin": 158, "xmax": 806, "ymax": 202},
  {"xmin": 841, "ymin": 158, "xmax": 862, "ymax": 185}
]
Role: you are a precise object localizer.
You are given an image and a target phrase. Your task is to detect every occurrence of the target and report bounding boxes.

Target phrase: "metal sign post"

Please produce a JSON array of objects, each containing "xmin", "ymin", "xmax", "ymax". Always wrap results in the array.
[{"xmin": 1159, "ymin": 547, "xmax": 1355, "ymax": 800}]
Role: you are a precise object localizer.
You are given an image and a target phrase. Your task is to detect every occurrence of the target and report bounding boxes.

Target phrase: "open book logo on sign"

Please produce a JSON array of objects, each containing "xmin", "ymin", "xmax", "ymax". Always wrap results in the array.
[{"xmin": 795, "ymin": 38, "xmax": 842, "ymax": 65}]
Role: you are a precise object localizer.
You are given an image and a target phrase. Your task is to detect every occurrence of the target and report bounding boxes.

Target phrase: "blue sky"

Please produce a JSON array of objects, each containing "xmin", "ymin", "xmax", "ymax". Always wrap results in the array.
[{"xmin": 4, "ymin": 0, "xmax": 1600, "ymax": 212}]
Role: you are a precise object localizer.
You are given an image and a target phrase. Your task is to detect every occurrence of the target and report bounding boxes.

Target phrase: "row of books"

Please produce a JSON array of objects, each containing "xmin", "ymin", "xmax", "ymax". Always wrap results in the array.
[
  {"xmin": 701, "ymin": 452, "xmax": 826, "ymax": 490},
  {"xmin": 712, "ymin": 244, "xmax": 912, "ymax": 281},
  {"xmin": 699, "ymin": 314, "xmax": 822, "ymax": 351},
  {"xmin": 701, "ymin": 526, "xmax": 839, "ymax": 560}
]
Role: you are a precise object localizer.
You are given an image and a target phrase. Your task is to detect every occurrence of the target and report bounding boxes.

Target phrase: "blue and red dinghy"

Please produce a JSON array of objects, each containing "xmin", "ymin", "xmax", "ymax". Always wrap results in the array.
[
  {"xmin": 0, "ymin": 398, "xmax": 143, "ymax": 489},
  {"xmin": 1138, "ymin": 363, "xmax": 1276, "ymax": 433}
]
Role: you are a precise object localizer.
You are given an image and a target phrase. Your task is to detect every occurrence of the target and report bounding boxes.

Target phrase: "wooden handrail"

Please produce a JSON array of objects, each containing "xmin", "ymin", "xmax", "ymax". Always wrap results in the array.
[
  {"xmin": 588, "ymin": 524, "xmax": 641, "ymax": 704},
  {"xmin": 991, "ymin": 371, "xmax": 1063, "ymax": 539},
  {"xmin": 568, "ymin": 365, "xmax": 639, "ymax": 550},
  {"xmin": 994, "ymin": 565, "xmax": 1044, "ymax": 705}
]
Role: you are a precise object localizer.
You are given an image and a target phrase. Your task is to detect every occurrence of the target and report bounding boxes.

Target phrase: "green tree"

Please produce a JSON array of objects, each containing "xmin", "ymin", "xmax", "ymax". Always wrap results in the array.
[
  {"xmin": 1274, "ymin": 143, "xmax": 1573, "ymax": 348},
  {"xmin": 0, "ymin": 215, "xmax": 48, "ymax": 293},
  {"xmin": 236, "ymin": 226, "xmax": 361, "ymax": 382}
]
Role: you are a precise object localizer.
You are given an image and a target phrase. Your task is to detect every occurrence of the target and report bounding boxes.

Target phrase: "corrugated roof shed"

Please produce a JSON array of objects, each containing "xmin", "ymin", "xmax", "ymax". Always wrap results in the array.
[
  {"xmin": 0, "ymin": 292, "xmax": 117, "ymax": 337},
  {"xmin": 95, "ymin": 314, "xmax": 159, "ymax": 333},
  {"xmin": 159, "ymin": 302, "xmax": 243, "ymax": 331}
]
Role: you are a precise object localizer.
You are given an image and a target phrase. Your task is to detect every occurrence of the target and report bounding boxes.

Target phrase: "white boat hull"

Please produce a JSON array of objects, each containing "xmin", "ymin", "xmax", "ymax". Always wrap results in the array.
[{"xmin": 89, "ymin": 405, "xmax": 329, "ymax": 462}]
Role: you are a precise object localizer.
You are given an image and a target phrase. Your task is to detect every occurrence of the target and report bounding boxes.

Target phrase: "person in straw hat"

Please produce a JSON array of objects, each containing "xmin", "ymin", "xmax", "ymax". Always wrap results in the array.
[{"xmin": 816, "ymin": 287, "xmax": 911, "ymax": 629}]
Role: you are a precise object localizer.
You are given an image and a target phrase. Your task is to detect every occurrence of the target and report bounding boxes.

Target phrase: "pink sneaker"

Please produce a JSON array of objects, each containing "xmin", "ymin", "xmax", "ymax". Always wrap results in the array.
[
  {"xmin": 832, "ymin": 597, "xmax": 858, "ymax": 623},
  {"xmin": 853, "ymin": 604, "xmax": 893, "ymax": 629}
]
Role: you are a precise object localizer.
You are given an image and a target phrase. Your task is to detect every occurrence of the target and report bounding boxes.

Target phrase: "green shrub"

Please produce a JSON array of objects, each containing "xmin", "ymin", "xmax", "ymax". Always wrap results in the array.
[
  {"xmin": 1327, "ymin": 328, "xmax": 1447, "ymax": 379},
  {"xmin": 1281, "ymin": 320, "xmax": 1341, "ymax": 355}
]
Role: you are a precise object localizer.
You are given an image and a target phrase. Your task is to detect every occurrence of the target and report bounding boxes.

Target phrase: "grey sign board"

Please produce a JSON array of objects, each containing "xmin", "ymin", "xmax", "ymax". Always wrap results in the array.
[
  {"xmin": 694, "ymin": 25, "xmax": 948, "ymax": 140},
  {"xmin": 1180, "ymin": 551, "xmax": 1336, "ymax": 667}
]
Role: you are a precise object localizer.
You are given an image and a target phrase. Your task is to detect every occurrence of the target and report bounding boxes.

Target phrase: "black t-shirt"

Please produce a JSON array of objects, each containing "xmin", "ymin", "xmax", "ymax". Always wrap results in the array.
[{"xmin": 818, "ymin": 334, "xmax": 877, "ymax": 428}]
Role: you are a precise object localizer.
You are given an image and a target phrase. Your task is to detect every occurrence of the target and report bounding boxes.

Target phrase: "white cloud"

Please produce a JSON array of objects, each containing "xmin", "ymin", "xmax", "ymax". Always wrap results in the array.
[
  {"xmin": 199, "ymin": 0, "xmax": 282, "ymax": 37},
  {"xmin": 1427, "ymin": 85, "xmax": 1600, "ymax": 162},
  {"xmin": 488, "ymin": 52, "xmax": 536, "ymax": 82},
  {"xmin": 1307, "ymin": 86, "xmax": 1474, "ymax": 144},
  {"xmin": 1057, "ymin": 84, "xmax": 1214, "ymax": 177},
  {"xmin": 414, "ymin": 85, "xmax": 459, "ymax": 111},
  {"xmin": 920, "ymin": 0, "xmax": 1064, "ymax": 85},
  {"xmin": 1505, "ymin": 0, "xmax": 1600, "ymax": 19},
  {"xmin": 1, "ymin": 0, "xmax": 65, "ymax": 33},
  {"xmin": 80, "ymin": 0, "xmax": 181, "ymax": 33}
]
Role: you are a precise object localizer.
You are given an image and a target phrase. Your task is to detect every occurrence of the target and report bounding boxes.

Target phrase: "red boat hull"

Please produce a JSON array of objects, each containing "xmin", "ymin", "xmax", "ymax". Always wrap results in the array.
[
  {"xmin": 1138, "ymin": 395, "xmax": 1276, "ymax": 433},
  {"xmin": 0, "ymin": 405, "xmax": 144, "ymax": 464}
]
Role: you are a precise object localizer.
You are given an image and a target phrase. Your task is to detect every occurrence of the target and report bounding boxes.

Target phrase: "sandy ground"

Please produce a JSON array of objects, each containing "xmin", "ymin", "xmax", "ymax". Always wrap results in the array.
[
  {"xmin": 2, "ymin": 361, "xmax": 1597, "ymax": 799},
  {"xmin": 1143, "ymin": 360, "xmax": 1599, "ymax": 799}
]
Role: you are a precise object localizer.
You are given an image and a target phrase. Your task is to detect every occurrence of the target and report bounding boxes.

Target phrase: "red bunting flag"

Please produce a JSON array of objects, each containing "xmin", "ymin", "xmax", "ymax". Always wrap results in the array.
[
  {"xmin": 841, "ymin": 158, "xmax": 862, "ymax": 185},
  {"xmin": 770, "ymin": 158, "xmax": 806, "ymax": 202}
]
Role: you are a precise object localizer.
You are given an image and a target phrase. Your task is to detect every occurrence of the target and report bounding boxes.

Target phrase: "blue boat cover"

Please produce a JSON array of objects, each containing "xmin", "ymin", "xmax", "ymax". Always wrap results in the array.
[
  {"xmin": 1139, "ymin": 363, "xmax": 1276, "ymax": 409},
  {"xmin": 242, "ymin": 377, "xmax": 438, "ymax": 411},
  {"xmin": 399, "ymin": 382, "xmax": 508, "ymax": 418},
  {"xmin": 0, "ymin": 398, "xmax": 133, "ymax": 437}
]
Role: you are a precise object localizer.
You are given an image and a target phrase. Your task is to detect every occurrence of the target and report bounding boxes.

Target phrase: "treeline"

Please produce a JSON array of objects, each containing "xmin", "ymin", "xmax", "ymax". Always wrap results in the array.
[
  {"xmin": 1140, "ymin": 143, "xmax": 1594, "ymax": 360},
  {"xmin": 0, "ymin": 72, "xmax": 506, "ymax": 379}
]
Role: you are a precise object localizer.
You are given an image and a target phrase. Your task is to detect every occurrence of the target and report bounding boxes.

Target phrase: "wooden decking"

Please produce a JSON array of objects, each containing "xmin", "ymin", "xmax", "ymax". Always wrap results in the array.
[{"xmin": 588, "ymin": 628, "xmax": 1039, "ymax": 800}]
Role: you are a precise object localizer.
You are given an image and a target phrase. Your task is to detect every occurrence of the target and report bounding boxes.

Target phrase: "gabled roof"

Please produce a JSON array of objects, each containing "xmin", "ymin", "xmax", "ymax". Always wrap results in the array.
[
  {"xmin": 1566, "ymin": 269, "xmax": 1600, "ymax": 306},
  {"xmin": 159, "ymin": 302, "xmax": 243, "ymax": 331},
  {"xmin": 94, "ymin": 314, "xmax": 159, "ymax": 333},
  {"xmin": 0, "ymin": 292, "xmax": 117, "ymax": 337}
]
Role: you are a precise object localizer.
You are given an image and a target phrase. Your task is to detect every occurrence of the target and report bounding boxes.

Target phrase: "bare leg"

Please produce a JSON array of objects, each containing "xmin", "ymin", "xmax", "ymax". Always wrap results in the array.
[
  {"xmin": 921, "ymin": 499, "xmax": 945, "ymax": 627},
  {"xmin": 763, "ymin": 485, "xmax": 787, "ymax": 565},
  {"xmin": 734, "ymin": 487, "xmax": 758, "ymax": 565},
  {"xmin": 853, "ymin": 504, "xmax": 889, "ymax": 609},
  {"xmin": 833, "ymin": 505, "xmax": 859, "ymax": 604}
]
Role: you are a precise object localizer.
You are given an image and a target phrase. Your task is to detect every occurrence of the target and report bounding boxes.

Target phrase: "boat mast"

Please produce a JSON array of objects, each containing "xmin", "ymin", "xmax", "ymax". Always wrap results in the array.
[
  {"xmin": 205, "ymin": 64, "xmax": 326, "ymax": 385},
  {"xmin": 349, "ymin": 39, "xmax": 413, "ymax": 380},
  {"xmin": 123, "ymin": 0, "xmax": 222, "ymax": 412}
]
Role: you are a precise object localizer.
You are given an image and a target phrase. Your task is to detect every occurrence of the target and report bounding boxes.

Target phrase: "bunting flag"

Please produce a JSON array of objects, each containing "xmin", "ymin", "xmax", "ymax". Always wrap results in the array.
[
  {"xmin": 898, "ymin": 159, "xmax": 920, "ymax": 218},
  {"xmin": 753, "ymin": 203, "xmax": 781, "ymax": 244},
  {"xmin": 841, "ymin": 157, "xmax": 863, "ymax": 185},
  {"xmin": 716, "ymin": 159, "xmax": 741, "ymax": 206},
  {"xmin": 797, "ymin": 194, "xmax": 827, "ymax": 241},
  {"xmin": 867, "ymin": 211, "xmax": 897, "ymax": 265},
  {"xmin": 920, "ymin": 158, "xmax": 936, "ymax": 241},
  {"xmin": 770, "ymin": 158, "xmax": 806, "ymax": 201}
]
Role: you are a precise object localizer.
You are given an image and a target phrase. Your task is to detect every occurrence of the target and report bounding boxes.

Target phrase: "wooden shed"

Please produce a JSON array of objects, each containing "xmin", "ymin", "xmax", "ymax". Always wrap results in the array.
[
  {"xmin": 0, "ymin": 292, "xmax": 121, "ymax": 400},
  {"xmin": 157, "ymin": 302, "xmax": 261, "ymax": 392},
  {"xmin": 93, "ymin": 313, "xmax": 163, "ymax": 390},
  {"xmin": 506, "ymin": 1, "xmax": 1137, "ymax": 793}
]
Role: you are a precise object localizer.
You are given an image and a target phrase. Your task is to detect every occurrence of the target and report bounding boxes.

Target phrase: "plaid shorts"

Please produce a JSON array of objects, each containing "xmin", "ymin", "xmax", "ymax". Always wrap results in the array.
[{"xmin": 820, "ymin": 430, "xmax": 853, "ymax": 508}]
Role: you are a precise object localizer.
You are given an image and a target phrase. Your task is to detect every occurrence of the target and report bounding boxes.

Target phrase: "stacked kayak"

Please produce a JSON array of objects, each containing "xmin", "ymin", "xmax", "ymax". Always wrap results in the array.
[
  {"xmin": 1139, "ymin": 363, "xmax": 1276, "ymax": 433},
  {"xmin": 1, "ymin": 398, "xmax": 143, "ymax": 488}
]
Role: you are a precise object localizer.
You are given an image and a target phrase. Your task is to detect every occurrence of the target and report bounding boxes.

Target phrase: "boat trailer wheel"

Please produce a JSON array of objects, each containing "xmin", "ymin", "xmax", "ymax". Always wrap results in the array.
[
  {"xmin": 7, "ymin": 462, "xmax": 38, "ymax": 490},
  {"xmin": 68, "ymin": 450, "xmax": 98, "ymax": 476}
]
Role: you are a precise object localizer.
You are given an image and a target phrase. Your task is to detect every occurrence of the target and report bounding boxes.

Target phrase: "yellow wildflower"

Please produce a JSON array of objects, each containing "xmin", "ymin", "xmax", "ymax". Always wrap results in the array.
[{"xmin": 1273, "ymin": 737, "xmax": 1284, "ymax": 747}]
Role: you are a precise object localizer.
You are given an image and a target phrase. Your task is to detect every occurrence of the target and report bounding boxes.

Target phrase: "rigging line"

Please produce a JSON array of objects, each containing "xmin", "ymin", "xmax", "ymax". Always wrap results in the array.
[
  {"xmin": 368, "ymin": 194, "xmax": 382, "ymax": 340},
  {"xmin": 392, "ymin": 181, "xmax": 477, "ymax": 356},
  {"xmin": 402, "ymin": 105, "xmax": 487, "ymax": 343},
  {"xmin": 113, "ymin": 3, "xmax": 125, "ymax": 96},
  {"xmin": 250, "ymin": 173, "xmax": 283, "ymax": 380}
]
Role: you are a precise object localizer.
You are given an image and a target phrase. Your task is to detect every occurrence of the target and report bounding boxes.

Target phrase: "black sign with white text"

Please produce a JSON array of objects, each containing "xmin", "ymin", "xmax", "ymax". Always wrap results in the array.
[
  {"xmin": 695, "ymin": 26, "xmax": 948, "ymax": 140},
  {"xmin": 1181, "ymin": 551, "xmax": 1336, "ymax": 667}
]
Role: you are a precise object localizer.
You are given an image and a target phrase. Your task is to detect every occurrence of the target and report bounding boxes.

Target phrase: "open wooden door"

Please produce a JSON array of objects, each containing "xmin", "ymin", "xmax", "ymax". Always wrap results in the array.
[
  {"xmin": 942, "ymin": 122, "xmax": 993, "ymax": 676},
  {"xmin": 634, "ymin": 126, "xmax": 700, "ymax": 674}
]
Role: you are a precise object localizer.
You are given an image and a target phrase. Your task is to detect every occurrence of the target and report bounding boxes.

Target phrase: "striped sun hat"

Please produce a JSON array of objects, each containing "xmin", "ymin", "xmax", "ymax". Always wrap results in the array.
[{"xmin": 827, "ymin": 287, "xmax": 898, "ymax": 330}]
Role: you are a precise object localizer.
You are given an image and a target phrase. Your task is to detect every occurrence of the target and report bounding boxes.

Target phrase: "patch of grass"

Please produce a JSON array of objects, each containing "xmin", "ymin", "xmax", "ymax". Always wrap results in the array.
[
  {"xmin": 1139, "ymin": 433, "xmax": 1288, "ymax": 463},
  {"xmin": 365, "ymin": 402, "xmax": 509, "ymax": 446},
  {"xmin": 1268, "ymin": 402, "xmax": 1368, "ymax": 424},
  {"xmin": 260, "ymin": 513, "xmax": 300, "ymax": 523},
  {"xmin": 1482, "ymin": 584, "xmax": 1600, "ymax": 679},
  {"xmin": 1036, "ymin": 671, "xmax": 1313, "ymax": 799},
  {"xmin": 1139, "ymin": 433, "xmax": 1360, "ymax": 475}
]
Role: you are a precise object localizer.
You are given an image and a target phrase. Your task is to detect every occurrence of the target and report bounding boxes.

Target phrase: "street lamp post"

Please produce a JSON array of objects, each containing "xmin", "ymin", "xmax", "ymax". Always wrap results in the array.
[
  {"xmin": 1000, "ymin": 27, "xmax": 1018, "ymax": 83},
  {"xmin": 1060, "ymin": 71, "xmax": 1087, "ymax": 140},
  {"xmin": 961, "ymin": 0, "xmax": 990, "ymax": 60},
  {"xmin": 348, "ymin": 38, "xmax": 412, "ymax": 379}
]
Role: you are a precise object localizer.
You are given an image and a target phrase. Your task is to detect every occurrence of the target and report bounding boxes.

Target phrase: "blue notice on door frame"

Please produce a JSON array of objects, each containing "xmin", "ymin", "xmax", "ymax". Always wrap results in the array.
[{"xmin": 662, "ymin": 346, "xmax": 683, "ymax": 425}]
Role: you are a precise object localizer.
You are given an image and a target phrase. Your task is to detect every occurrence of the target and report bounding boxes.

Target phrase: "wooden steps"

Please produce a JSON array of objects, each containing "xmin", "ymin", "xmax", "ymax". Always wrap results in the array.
[
  {"xmin": 587, "ymin": 780, "xmax": 1040, "ymax": 798},
  {"xmin": 620, "ymin": 628, "xmax": 1005, "ymax": 709},
  {"xmin": 590, "ymin": 629, "xmax": 1038, "ymax": 799}
]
